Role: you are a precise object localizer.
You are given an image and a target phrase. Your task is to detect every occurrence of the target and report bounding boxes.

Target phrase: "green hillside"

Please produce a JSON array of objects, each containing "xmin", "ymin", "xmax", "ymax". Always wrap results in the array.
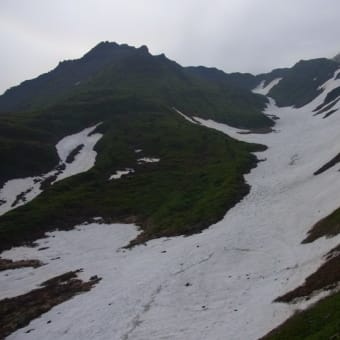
[{"xmin": 0, "ymin": 104, "xmax": 265, "ymax": 251}]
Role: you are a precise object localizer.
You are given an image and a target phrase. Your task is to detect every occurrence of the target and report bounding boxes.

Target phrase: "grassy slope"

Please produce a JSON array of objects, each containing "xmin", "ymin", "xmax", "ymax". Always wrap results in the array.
[
  {"xmin": 63, "ymin": 52, "xmax": 272, "ymax": 130},
  {"xmin": 262, "ymin": 291, "xmax": 340, "ymax": 340},
  {"xmin": 179, "ymin": 66, "xmax": 273, "ymax": 128},
  {"xmin": 0, "ymin": 112, "xmax": 59, "ymax": 186},
  {"xmin": 0, "ymin": 107, "xmax": 265, "ymax": 251}
]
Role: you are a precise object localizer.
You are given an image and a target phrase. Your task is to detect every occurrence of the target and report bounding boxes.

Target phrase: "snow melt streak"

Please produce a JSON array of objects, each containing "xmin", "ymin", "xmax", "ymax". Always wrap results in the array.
[{"xmin": 252, "ymin": 78, "xmax": 282, "ymax": 96}]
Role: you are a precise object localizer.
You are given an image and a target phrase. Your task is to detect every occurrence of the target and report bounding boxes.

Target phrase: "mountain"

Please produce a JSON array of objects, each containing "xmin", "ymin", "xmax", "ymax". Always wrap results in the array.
[
  {"xmin": 0, "ymin": 42, "xmax": 150, "ymax": 111},
  {"xmin": 1, "ymin": 42, "xmax": 340, "ymax": 339},
  {"xmin": 0, "ymin": 42, "xmax": 271, "ymax": 129},
  {"xmin": 334, "ymin": 52, "xmax": 340, "ymax": 63}
]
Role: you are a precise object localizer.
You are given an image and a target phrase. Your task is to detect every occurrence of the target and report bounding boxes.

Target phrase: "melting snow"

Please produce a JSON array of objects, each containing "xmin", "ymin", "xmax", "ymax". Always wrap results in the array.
[
  {"xmin": 2, "ymin": 69, "xmax": 340, "ymax": 339},
  {"xmin": 109, "ymin": 169, "xmax": 135, "ymax": 180},
  {"xmin": 0, "ymin": 123, "xmax": 103, "ymax": 216},
  {"xmin": 252, "ymin": 78, "xmax": 282, "ymax": 96},
  {"xmin": 173, "ymin": 108, "xmax": 198, "ymax": 124},
  {"xmin": 137, "ymin": 157, "xmax": 160, "ymax": 164},
  {"xmin": 55, "ymin": 123, "xmax": 102, "ymax": 182}
]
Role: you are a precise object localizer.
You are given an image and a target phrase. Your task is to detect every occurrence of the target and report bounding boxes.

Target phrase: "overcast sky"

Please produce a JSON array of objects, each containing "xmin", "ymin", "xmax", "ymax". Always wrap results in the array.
[{"xmin": 1, "ymin": 0, "xmax": 340, "ymax": 94}]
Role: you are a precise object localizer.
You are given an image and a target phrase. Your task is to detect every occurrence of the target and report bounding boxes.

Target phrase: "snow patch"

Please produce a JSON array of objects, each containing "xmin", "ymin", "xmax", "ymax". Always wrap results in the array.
[
  {"xmin": 252, "ymin": 78, "xmax": 282, "ymax": 96},
  {"xmin": 55, "ymin": 123, "xmax": 102, "ymax": 182},
  {"xmin": 109, "ymin": 169, "xmax": 135, "ymax": 180},
  {"xmin": 137, "ymin": 157, "xmax": 160, "ymax": 164}
]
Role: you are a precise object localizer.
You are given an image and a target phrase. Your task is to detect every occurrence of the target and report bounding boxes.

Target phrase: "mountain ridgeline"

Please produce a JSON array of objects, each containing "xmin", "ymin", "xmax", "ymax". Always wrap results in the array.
[
  {"xmin": 2, "ymin": 42, "xmax": 338, "ymax": 122},
  {"xmin": 0, "ymin": 42, "xmax": 271, "ymax": 129}
]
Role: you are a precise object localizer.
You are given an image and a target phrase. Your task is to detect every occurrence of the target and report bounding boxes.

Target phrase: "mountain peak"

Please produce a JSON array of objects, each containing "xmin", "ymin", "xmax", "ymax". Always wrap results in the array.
[
  {"xmin": 82, "ymin": 41, "xmax": 150, "ymax": 61},
  {"xmin": 138, "ymin": 44, "xmax": 149, "ymax": 54},
  {"xmin": 334, "ymin": 52, "xmax": 340, "ymax": 63}
]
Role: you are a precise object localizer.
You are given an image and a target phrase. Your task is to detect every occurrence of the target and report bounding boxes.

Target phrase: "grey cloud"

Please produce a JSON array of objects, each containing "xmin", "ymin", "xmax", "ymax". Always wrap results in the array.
[{"xmin": 1, "ymin": 0, "xmax": 340, "ymax": 93}]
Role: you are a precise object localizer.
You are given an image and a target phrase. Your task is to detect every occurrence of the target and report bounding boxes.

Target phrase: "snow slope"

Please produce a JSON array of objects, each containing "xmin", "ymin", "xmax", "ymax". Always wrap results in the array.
[
  {"xmin": 0, "ymin": 123, "xmax": 103, "ymax": 216},
  {"xmin": 2, "ymin": 69, "xmax": 340, "ymax": 339}
]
